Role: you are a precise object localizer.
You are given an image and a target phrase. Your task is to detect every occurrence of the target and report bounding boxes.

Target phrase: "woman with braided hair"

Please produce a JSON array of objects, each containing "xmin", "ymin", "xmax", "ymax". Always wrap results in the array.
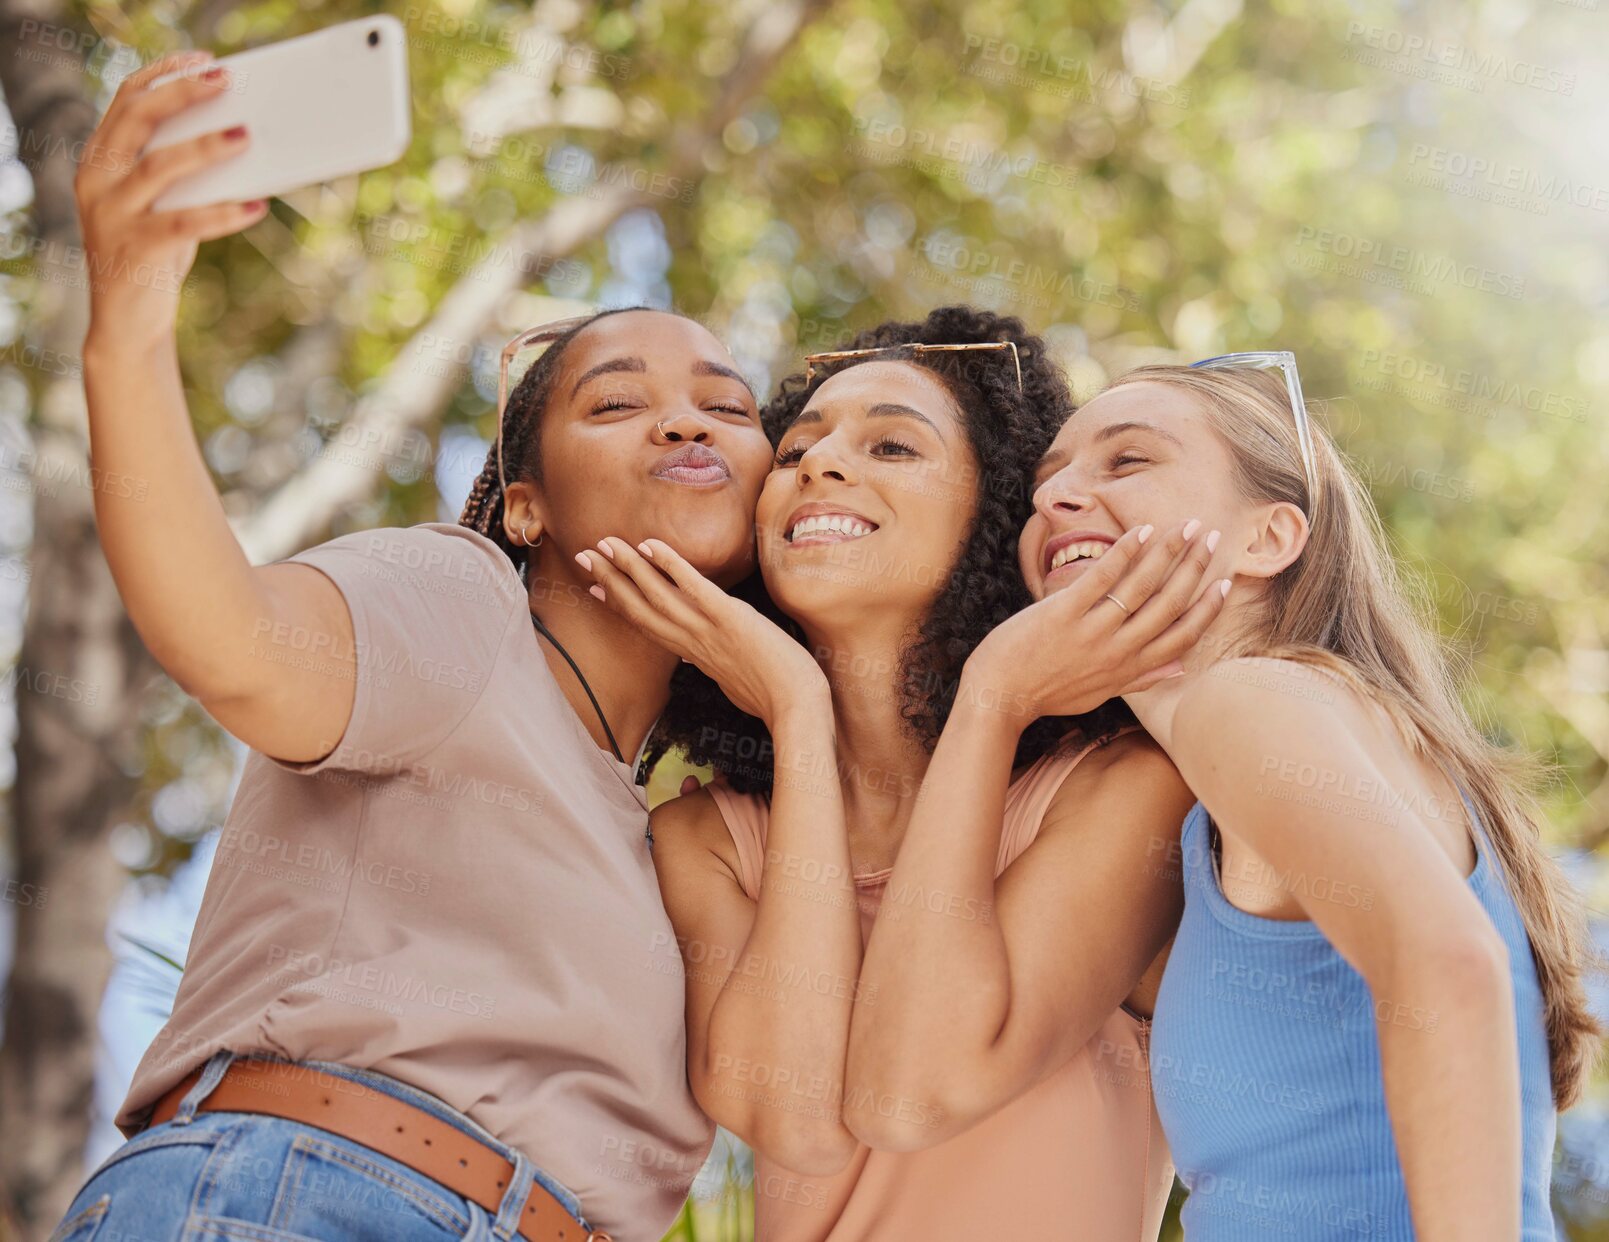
[
  {"xmin": 58, "ymin": 51, "xmax": 776, "ymax": 1242},
  {"xmin": 574, "ymin": 306, "xmax": 1229, "ymax": 1239}
]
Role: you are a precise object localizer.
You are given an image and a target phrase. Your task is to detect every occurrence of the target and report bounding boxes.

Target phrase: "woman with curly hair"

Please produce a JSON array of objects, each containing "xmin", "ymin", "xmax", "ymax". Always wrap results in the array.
[{"xmin": 577, "ymin": 306, "xmax": 1228, "ymax": 1239}]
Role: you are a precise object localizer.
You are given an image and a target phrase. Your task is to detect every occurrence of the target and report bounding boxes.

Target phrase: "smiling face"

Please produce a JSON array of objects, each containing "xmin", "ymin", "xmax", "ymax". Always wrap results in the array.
[
  {"xmin": 756, "ymin": 360, "xmax": 981, "ymax": 628},
  {"xmin": 511, "ymin": 310, "xmax": 775, "ymax": 586},
  {"xmin": 1019, "ymin": 380, "xmax": 1251, "ymax": 600}
]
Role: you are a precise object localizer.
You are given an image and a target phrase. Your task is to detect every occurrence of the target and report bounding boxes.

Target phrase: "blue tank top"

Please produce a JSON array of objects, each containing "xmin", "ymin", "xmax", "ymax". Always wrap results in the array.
[{"xmin": 1151, "ymin": 794, "xmax": 1557, "ymax": 1240}]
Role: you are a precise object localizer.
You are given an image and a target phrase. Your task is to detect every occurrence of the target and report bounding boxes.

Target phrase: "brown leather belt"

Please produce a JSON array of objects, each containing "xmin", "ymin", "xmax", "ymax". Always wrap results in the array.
[{"xmin": 148, "ymin": 1059, "xmax": 611, "ymax": 1242}]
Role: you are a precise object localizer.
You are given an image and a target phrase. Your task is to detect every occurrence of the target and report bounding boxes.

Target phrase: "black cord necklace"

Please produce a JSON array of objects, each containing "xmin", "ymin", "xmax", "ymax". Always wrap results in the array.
[{"xmin": 530, "ymin": 613, "xmax": 625, "ymax": 765}]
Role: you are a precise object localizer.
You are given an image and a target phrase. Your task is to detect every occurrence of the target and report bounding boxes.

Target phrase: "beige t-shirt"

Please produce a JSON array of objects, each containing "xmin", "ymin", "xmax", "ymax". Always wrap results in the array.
[{"xmin": 119, "ymin": 523, "xmax": 714, "ymax": 1240}]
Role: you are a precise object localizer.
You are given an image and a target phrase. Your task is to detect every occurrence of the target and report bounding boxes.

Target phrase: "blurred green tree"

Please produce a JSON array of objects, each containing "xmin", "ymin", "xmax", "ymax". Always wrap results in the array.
[{"xmin": 1, "ymin": 0, "xmax": 1603, "ymax": 1238}]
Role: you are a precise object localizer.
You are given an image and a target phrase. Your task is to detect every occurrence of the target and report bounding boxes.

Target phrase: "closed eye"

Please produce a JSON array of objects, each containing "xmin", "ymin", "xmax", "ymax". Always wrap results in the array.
[
  {"xmin": 1111, "ymin": 451, "xmax": 1151, "ymax": 470},
  {"xmin": 591, "ymin": 394, "xmax": 642, "ymax": 415},
  {"xmin": 775, "ymin": 442, "xmax": 807, "ymax": 466},
  {"xmin": 706, "ymin": 399, "xmax": 753, "ymax": 417}
]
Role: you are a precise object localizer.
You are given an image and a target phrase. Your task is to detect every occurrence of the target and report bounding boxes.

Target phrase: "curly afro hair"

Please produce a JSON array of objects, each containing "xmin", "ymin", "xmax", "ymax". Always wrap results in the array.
[{"xmin": 642, "ymin": 305, "xmax": 1134, "ymax": 796}]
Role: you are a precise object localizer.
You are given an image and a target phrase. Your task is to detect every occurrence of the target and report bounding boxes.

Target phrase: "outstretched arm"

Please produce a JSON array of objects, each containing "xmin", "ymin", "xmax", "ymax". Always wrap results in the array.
[{"xmin": 77, "ymin": 51, "xmax": 355, "ymax": 760}]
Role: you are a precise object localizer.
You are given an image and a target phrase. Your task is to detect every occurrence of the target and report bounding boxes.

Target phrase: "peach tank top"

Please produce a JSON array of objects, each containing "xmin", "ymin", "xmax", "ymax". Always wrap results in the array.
[{"xmin": 704, "ymin": 732, "xmax": 1174, "ymax": 1242}]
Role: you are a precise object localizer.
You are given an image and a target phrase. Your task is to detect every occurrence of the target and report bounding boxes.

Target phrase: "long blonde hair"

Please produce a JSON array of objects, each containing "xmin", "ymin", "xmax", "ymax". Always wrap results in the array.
[{"xmin": 1110, "ymin": 364, "xmax": 1600, "ymax": 1108}]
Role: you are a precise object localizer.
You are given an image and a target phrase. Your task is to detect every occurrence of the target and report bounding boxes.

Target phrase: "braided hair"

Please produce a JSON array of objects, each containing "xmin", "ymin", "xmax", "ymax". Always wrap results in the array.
[
  {"xmin": 459, "ymin": 306, "xmax": 665, "ymax": 575},
  {"xmin": 644, "ymin": 304, "xmax": 1134, "ymax": 796}
]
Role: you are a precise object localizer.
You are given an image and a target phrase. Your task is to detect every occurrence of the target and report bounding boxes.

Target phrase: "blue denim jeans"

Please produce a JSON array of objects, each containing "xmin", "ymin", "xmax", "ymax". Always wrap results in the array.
[{"xmin": 50, "ymin": 1051, "xmax": 592, "ymax": 1242}]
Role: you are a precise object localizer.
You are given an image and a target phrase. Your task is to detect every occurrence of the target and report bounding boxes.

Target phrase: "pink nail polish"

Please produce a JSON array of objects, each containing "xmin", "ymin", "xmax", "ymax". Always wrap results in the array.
[
  {"xmin": 575, "ymin": 552, "xmax": 591, "ymax": 571},
  {"xmin": 1136, "ymin": 524, "xmax": 1154, "ymax": 544},
  {"xmin": 596, "ymin": 540, "xmax": 614, "ymax": 559},
  {"xmin": 638, "ymin": 542, "xmax": 654, "ymax": 559},
  {"xmin": 1182, "ymin": 519, "xmax": 1202, "ymax": 541},
  {"xmin": 589, "ymin": 585, "xmax": 606, "ymax": 601},
  {"xmin": 1205, "ymin": 530, "xmax": 1220, "ymax": 553},
  {"xmin": 1219, "ymin": 579, "xmax": 1232, "ymax": 598}
]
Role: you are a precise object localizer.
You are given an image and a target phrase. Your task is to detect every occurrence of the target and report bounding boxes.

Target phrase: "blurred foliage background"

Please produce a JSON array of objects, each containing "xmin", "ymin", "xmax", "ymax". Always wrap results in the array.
[{"xmin": 1, "ymin": 0, "xmax": 1606, "ymax": 1238}]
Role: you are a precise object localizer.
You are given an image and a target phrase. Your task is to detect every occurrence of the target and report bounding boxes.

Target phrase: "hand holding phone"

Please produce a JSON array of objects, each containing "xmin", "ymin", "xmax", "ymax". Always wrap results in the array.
[
  {"xmin": 143, "ymin": 17, "xmax": 411, "ymax": 211},
  {"xmin": 75, "ymin": 22, "xmax": 412, "ymax": 346},
  {"xmin": 74, "ymin": 50, "xmax": 264, "ymax": 343}
]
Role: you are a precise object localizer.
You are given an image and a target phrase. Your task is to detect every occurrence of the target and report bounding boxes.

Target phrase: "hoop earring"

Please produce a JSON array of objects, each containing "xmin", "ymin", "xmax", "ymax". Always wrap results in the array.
[{"xmin": 521, "ymin": 522, "xmax": 544, "ymax": 549}]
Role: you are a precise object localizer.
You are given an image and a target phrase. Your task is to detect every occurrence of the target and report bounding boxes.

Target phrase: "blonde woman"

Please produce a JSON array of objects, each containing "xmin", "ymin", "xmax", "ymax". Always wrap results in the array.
[{"xmin": 1016, "ymin": 356, "xmax": 1598, "ymax": 1240}]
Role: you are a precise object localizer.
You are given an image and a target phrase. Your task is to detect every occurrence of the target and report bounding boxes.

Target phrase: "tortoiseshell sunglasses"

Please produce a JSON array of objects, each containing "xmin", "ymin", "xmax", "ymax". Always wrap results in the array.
[
  {"xmin": 804, "ymin": 340, "xmax": 1024, "ymax": 392},
  {"xmin": 494, "ymin": 314, "xmax": 594, "ymax": 492}
]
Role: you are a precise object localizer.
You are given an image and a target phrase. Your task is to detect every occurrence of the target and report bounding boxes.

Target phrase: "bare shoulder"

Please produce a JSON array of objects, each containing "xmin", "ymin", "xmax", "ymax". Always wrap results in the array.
[
  {"xmin": 1043, "ymin": 729, "xmax": 1194, "ymax": 834},
  {"xmin": 650, "ymin": 784, "xmax": 746, "ymax": 883},
  {"xmin": 1073, "ymin": 728, "xmax": 1183, "ymax": 786},
  {"xmin": 1175, "ymin": 656, "xmax": 1373, "ymax": 742}
]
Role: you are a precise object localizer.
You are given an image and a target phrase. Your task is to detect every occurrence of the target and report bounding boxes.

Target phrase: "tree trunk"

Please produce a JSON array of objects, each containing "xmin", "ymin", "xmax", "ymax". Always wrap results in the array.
[
  {"xmin": 0, "ymin": 2, "xmax": 823, "ymax": 1235},
  {"xmin": 0, "ymin": 3, "xmax": 151, "ymax": 1237}
]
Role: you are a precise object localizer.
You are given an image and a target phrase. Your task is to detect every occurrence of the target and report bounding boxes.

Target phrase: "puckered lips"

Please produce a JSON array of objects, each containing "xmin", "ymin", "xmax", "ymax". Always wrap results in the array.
[
  {"xmin": 651, "ymin": 442, "xmax": 731, "ymax": 487},
  {"xmin": 783, "ymin": 500, "xmax": 881, "ymax": 547},
  {"xmin": 1042, "ymin": 528, "xmax": 1117, "ymax": 580}
]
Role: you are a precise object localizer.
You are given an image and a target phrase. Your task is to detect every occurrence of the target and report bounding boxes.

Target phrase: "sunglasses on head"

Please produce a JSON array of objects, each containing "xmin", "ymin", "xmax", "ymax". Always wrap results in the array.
[
  {"xmin": 494, "ymin": 315, "xmax": 596, "ymax": 494},
  {"xmin": 1189, "ymin": 350, "xmax": 1318, "ymax": 518},
  {"xmin": 804, "ymin": 340, "xmax": 1024, "ymax": 392}
]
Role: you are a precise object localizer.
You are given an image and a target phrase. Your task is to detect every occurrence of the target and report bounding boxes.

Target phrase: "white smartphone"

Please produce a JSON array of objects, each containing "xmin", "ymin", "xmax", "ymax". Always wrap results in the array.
[{"xmin": 144, "ymin": 16, "xmax": 411, "ymax": 212}]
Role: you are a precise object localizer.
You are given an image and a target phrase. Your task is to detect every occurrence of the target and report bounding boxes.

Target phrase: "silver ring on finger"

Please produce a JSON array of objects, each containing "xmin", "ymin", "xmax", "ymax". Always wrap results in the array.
[{"xmin": 1104, "ymin": 592, "xmax": 1132, "ymax": 615}]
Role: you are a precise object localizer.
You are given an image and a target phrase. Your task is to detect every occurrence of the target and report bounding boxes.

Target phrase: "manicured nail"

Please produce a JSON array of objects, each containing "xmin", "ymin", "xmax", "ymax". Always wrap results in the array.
[
  {"xmin": 203, "ymin": 65, "xmax": 226, "ymax": 80},
  {"xmin": 596, "ymin": 540, "xmax": 614, "ymax": 559},
  {"xmin": 1205, "ymin": 529, "xmax": 1220, "ymax": 553},
  {"xmin": 1182, "ymin": 518, "xmax": 1202, "ymax": 541},
  {"xmin": 575, "ymin": 551, "xmax": 592, "ymax": 571},
  {"xmin": 224, "ymin": 124, "xmax": 247, "ymax": 139},
  {"xmin": 1136, "ymin": 524, "xmax": 1154, "ymax": 544},
  {"xmin": 1219, "ymin": 579, "xmax": 1232, "ymax": 598},
  {"xmin": 243, "ymin": 199, "xmax": 266, "ymax": 212},
  {"xmin": 638, "ymin": 541, "xmax": 654, "ymax": 559},
  {"xmin": 589, "ymin": 585, "xmax": 606, "ymax": 601}
]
